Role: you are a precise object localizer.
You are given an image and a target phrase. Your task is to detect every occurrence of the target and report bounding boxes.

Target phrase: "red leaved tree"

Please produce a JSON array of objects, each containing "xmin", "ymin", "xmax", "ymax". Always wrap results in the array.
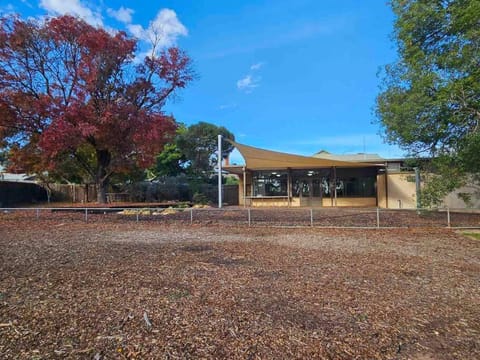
[{"xmin": 0, "ymin": 15, "xmax": 194, "ymax": 203}]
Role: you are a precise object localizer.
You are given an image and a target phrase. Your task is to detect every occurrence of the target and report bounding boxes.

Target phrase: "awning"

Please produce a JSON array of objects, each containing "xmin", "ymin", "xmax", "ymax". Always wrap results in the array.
[{"xmin": 226, "ymin": 140, "xmax": 381, "ymax": 170}]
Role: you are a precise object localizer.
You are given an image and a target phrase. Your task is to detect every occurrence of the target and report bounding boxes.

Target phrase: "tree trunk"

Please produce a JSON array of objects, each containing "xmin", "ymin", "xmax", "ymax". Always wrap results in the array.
[
  {"xmin": 97, "ymin": 179, "xmax": 109, "ymax": 204},
  {"xmin": 96, "ymin": 149, "xmax": 111, "ymax": 204}
]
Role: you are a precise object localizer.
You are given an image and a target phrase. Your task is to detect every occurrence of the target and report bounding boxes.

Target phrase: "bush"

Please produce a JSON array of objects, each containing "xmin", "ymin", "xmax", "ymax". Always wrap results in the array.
[{"xmin": 192, "ymin": 192, "xmax": 209, "ymax": 205}]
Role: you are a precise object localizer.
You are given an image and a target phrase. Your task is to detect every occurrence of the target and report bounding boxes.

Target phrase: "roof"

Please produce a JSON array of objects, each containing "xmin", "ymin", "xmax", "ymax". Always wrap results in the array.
[
  {"xmin": 226, "ymin": 141, "xmax": 382, "ymax": 171},
  {"xmin": 0, "ymin": 166, "xmax": 37, "ymax": 182},
  {"xmin": 312, "ymin": 151, "xmax": 385, "ymax": 162}
]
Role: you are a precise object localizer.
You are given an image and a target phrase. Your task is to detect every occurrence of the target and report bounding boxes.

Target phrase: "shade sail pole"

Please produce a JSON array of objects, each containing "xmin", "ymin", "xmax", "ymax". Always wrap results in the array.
[
  {"xmin": 218, "ymin": 134, "xmax": 223, "ymax": 208},
  {"xmin": 243, "ymin": 166, "xmax": 246, "ymax": 208}
]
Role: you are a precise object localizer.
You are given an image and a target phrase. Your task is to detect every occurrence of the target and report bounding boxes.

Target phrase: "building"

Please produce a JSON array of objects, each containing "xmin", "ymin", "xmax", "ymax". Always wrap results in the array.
[{"xmin": 224, "ymin": 141, "xmax": 419, "ymax": 209}]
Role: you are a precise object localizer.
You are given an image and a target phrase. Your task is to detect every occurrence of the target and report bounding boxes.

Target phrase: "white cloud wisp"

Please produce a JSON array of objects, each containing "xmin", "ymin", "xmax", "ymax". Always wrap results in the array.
[
  {"xmin": 39, "ymin": 0, "xmax": 103, "ymax": 27},
  {"xmin": 127, "ymin": 9, "xmax": 187, "ymax": 57},
  {"xmin": 236, "ymin": 75, "xmax": 260, "ymax": 93},
  {"xmin": 107, "ymin": 6, "xmax": 134, "ymax": 24},
  {"xmin": 237, "ymin": 61, "xmax": 265, "ymax": 93}
]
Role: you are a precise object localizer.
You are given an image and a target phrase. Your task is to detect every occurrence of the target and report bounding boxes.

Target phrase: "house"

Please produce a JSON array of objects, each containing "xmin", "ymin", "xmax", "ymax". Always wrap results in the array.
[
  {"xmin": 0, "ymin": 165, "xmax": 37, "ymax": 182},
  {"xmin": 224, "ymin": 141, "xmax": 419, "ymax": 209}
]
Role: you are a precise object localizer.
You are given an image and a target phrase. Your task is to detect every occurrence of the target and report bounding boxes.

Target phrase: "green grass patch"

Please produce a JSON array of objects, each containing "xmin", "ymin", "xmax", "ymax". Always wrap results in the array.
[{"xmin": 463, "ymin": 232, "xmax": 480, "ymax": 240}]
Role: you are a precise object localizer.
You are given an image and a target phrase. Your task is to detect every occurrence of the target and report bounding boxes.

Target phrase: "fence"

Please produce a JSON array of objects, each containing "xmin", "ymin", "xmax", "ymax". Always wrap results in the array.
[
  {"xmin": 1, "ymin": 207, "xmax": 479, "ymax": 229},
  {"xmin": 50, "ymin": 184, "xmax": 98, "ymax": 203},
  {"xmin": 49, "ymin": 183, "xmax": 239, "ymax": 205}
]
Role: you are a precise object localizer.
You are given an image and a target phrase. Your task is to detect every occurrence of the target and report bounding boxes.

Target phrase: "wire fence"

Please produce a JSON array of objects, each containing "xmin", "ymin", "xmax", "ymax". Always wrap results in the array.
[{"xmin": 1, "ymin": 206, "xmax": 480, "ymax": 229}]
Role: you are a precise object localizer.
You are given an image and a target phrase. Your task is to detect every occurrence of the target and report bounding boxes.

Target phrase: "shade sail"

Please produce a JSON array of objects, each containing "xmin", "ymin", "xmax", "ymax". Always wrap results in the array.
[{"xmin": 228, "ymin": 140, "xmax": 381, "ymax": 170}]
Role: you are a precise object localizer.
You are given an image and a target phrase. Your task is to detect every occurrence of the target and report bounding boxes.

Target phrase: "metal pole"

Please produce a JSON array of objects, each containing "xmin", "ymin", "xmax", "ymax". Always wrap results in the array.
[
  {"xmin": 248, "ymin": 208, "xmax": 251, "ymax": 227},
  {"xmin": 136, "ymin": 211, "xmax": 139, "ymax": 223},
  {"xmin": 376, "ymin": 207, "xmax": 380, "ymax": 228},
  {"xmin": 36, "ymin": 208, "xmax": 40, "ymax": 220},
  {"xmin": 310, "ymin": 208, "xmax": 313, "ymax": 226},
  {"xmin": 85, "ymin": 208, "xmax": 88, "ymax": 222},
  {"xmin": 190, "ymin": 208, "xmax": 193, "ymax": 224},
  {"xmin": 447, "ymin": 207, "xmax": 451, "ymax": 228},
  {"xmin": 243, "ymin": 166, "xmax": 247, "ymax": 208},
  {"xmin": 218, "ymin": 134, "xmax": 223, "ymax": 208}
]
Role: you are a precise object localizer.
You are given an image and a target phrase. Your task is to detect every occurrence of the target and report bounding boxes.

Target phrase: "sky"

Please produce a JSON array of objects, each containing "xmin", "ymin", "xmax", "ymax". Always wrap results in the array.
[{"xmin": 1, "ymin": 0, "xmax": 404, "ymax": 165}]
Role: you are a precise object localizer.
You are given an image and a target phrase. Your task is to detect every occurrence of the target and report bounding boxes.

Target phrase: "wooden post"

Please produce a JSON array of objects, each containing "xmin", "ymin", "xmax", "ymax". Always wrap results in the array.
[
  {"xmin": 415, "ymin": 167, "xmax": 421, "ymax": 209},
  {"xmin": 333, "ymin": 167, "xmax": 337, "ymax": 207},
  {"xmin": 385, "ymin": 169, "xmax": 389, "ymax": 209}
]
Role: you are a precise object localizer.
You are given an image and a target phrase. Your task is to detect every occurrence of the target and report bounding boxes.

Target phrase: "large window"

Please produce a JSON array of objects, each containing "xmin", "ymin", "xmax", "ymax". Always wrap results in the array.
[
  {"xmin": 335, "ymin": 176, "xmax": 376, "ymax": 197},
  {"xmin": 292, "ymin": 169, "xmax": 330, "ymax": 197},
  {"xmin": 335, "ymin": 168, "xmax": 377, "ymax": 198},
  {"xmin": 252, "ymin": 171, "xmax": 288, "ymax": 196},
  {"xmin": 252, "ymin": 169, "xmax": 377, "ymax": 198}
]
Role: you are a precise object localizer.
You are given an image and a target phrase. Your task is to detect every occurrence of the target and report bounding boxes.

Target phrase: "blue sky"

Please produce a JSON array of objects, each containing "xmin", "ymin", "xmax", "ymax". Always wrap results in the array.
[{"xmin": 2, "ymin": 0, "xmax": 403, "ymax": 164}]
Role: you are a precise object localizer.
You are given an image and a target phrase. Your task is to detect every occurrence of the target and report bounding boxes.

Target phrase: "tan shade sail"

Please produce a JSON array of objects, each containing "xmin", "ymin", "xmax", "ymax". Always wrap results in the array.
[{"xmin": 228, "ymin": 140, "xmax": 380, "ymax": 170}]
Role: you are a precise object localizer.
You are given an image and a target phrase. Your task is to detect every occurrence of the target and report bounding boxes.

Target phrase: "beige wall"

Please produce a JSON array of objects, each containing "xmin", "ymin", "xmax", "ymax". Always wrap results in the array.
[
  {"xmin": 250, "ymin": 197, "xmax": 291, "ymax": 207},
  {"xmin": 238, "ymin": 172, "xmax": 251, "ymax": 206},
  {"xmin": 377, "ymin": 174, "xmax": 387, "ymax": 208},
  {"xmin": 331, "ymin": 197, "xmax": 377, "ymax": 207},
  {"xmin": 378, "ymin": 172, "xmax": 417, "ymax": 209},
  {"xmin": 443, "ymin": 184, "xmax": 480, "ymax": 209}
]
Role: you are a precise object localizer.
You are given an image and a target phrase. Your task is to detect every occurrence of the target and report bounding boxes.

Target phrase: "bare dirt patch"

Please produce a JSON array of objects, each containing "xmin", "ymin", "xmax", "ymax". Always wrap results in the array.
[{"xmin": 0, "ymin": 221, "xmax": 479, "ymax": 359}]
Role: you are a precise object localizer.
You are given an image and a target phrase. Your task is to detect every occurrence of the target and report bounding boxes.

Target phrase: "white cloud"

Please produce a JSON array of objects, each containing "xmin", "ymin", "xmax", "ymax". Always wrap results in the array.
[
  {"xmin": 107, "ymin": 6, "xmax": 134, "ymax": 24},
  {"xmin": 126, "ymin": 9, "xmax": 187, "ymax": 57},
  {"xmin": 126, "ymin": 24, "xmax": 143, "ymax": 38},
  {"xmin": 237, "ymin": 62, "xmax": 265, "ymax": 93},
  {"xmin": 39, "ymin": 0, "xmax": 103, "ymax": 27},
  {"xmin": 236, "ymin": 75, "xmax": 260, "ymax": 93},
  {"xmin": 250, "ymin": 62, "xmax": 265, "ymax": 71}
]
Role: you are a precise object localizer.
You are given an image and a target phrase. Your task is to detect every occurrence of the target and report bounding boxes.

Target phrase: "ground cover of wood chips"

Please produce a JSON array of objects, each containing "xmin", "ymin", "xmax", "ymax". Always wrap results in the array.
[{"xmin": 1, "ymin": 220, "xmax": 479, "ymax": 359}]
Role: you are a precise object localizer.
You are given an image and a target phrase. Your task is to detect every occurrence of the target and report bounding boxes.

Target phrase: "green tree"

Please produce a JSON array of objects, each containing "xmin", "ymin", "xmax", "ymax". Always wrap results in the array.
[
  {"xmin": 152, "ymin": 143, "xmax": 186, "ymax": 177},
  {"xmin": 176, "ymin": 122, "xmax": 235, "ymax": 177},
  {"xmin": 149, "ymin": 124, "xmax": 187, "ymax": 178},
  {"xmin": 376, "ymin": 0, "xmax": 480, "ymax": 206}
]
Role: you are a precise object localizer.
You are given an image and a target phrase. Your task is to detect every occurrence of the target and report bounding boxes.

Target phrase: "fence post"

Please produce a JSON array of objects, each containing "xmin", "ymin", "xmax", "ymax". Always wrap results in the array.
[
  {"xmin": 136, "ymin": 211, "xmax": 139, "ymax": 223},
  {"xmin": 447, "ymin": 207, "xmax": 451, "ymax": 228},
  {"xmin": 248, "ymin": 208, "xmax": 251, "ymax": 227},
  {"xmin": 85, "ymin": 208, "xmax": 88, "ymax": 222},
  {"xmin": 310, "ymin": 208, "xmax": 313, "ymax": 227},
  {"xmin": 376, "ymin": 207, "xmax": 380, "ymax": 228},
  {"xmin": 36, "ymin": 208, "xmax": 40, "ymax": 220},
  {"xmin": 190, "ymin": 208, "xmax": 193, "ymax": 225}
]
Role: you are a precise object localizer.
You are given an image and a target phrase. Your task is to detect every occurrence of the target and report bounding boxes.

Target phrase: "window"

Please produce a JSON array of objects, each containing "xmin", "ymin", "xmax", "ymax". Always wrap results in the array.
[
  {"xmin": 291, "ymin": 169, "xmax": 330, "ymax": 197},
  {"xmin": 335, "ymin": 176, "xmax": 376, "ymax": 197},
  {"xmin": 252, "ymin": 171, "xmax": 288, "ymax": 196}
]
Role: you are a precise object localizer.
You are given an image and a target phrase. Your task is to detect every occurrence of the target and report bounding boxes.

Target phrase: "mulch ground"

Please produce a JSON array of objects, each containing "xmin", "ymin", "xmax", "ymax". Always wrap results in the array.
[{"xmin": 0, "ymin": 220, "xmax": 479, "ymax": 359}]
